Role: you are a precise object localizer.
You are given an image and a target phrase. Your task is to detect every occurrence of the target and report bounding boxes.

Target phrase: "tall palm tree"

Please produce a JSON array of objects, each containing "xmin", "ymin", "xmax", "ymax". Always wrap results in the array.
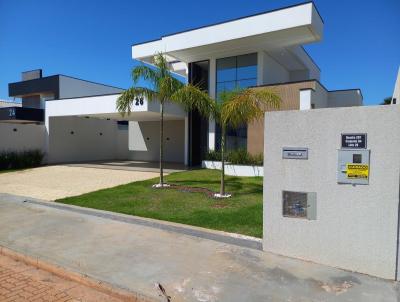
[
  {"xmin": 117, "ymin": 53, "xmax": 214, "ymax": 187},
  {"xmin": 216, "ymin": 88, "xmax": 280, "ymax": 196}
]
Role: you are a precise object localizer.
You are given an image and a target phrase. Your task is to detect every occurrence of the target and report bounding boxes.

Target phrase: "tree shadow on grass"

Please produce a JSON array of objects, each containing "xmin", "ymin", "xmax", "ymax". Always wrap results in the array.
[{"xmin": 168, "ymin": 178, "xmax": 262, "ymax": 195}]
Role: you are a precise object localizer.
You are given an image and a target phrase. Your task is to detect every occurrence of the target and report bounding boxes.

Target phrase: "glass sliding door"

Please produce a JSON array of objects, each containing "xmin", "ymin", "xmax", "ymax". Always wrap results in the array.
[{"xmin": 215, "ymin": 53, "xmax": 257, "ymax": 151}]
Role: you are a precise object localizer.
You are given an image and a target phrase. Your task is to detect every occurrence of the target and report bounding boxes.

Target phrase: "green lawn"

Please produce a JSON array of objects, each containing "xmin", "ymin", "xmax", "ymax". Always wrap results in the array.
[{"xmin": 56, "ymin": 169, "xmax": 263, "ymax": 237}]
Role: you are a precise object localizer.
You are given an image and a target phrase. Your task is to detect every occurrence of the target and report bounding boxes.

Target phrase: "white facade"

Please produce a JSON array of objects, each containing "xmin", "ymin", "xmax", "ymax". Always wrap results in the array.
[{"xmin": 133, "ymin": 3, "xmax": 323, "ymax": 64}]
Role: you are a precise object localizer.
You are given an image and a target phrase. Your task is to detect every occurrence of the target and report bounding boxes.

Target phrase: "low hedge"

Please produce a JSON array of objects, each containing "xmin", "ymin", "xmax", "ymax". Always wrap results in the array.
[
  {"xmin": 0, "ymin": 150, "xmax": 44, "ymax": 171},
  {"xmin": 204, "ymin": 149, "xmax": 263, "ymax": 166}
]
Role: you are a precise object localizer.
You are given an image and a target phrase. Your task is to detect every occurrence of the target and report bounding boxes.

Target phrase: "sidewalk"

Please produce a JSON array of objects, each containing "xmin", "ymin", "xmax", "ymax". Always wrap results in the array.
[
  {"xmin": 0, "ymin": 195, "xmax": 398, "ymax": 301},
  {"xmin": 0, "ymin": 253, "xmax": 124, "ymax": 302}
]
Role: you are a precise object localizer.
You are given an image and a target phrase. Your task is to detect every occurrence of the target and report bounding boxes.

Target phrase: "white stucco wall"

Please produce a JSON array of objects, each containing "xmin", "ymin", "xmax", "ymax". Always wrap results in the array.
[
  {"xmin": 128, "ymin": 120, "xmax": 185, "ymax": 163},
  {"xmin": 115, "ymin": 125, "xmax": 130, "ymax": 160},
  {"xmin": 263, "ymin": 105, "xmax": 400, "ymax": 280},
  {"xmin": 289, "ymin": 46, "xmax": 321, "ymax": 81},
  {"xmin": 311, "ymin": 82, "xmax": 329, "ymax": 108},
  {"xmin": 262, "ymin": 52, "xmax": 290, "ymax": 85},
  {"xmin": 289, "ymin": 70, "xmax": 309, "ymax": 82},
  {"xmin": 328, "ymin": 90, "xmax": 363, "ymax": 107},
  {"xmin": 47, "ymin": 116, "xmax": 126, "ymax": 163},
  {"xmin": 58, "ymin": 76, "xmax": 124, "ymax": 99},
  {"xmin": 0, "ymin": 124, "xmax": 46, "ymax": 153}
]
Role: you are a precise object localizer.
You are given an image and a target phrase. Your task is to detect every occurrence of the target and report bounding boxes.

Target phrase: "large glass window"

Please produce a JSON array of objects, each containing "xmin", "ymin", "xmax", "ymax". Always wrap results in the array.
[{"xmin": 215, "ymin": 53, "xmax": 257, "ymax": 151}]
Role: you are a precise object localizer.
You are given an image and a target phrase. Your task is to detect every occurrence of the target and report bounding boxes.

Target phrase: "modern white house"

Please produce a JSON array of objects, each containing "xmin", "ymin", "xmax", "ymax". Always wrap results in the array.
[{"xmin": 1, "ymin": 2, "xmax": 363, "ymax": 166}]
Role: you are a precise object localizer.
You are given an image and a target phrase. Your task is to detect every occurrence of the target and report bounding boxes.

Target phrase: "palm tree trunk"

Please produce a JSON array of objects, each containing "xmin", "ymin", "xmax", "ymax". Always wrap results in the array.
[
  {"xmin": 220, "ymin": 125, "xmax": 226, "ymax": 196},
  {"xmin": 159, "ymin": 102, "xmax": 164, "ymax": 185}
]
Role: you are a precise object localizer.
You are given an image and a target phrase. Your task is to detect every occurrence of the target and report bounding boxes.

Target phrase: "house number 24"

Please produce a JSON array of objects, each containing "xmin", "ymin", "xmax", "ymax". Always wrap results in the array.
[{"xmin": 135, "ymin": 97, "xmax": 144, "ymax": 106}]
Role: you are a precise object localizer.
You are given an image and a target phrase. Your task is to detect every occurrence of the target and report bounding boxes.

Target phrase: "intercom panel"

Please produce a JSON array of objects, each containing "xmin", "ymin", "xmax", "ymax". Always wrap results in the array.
[{"xmin": 337, "ymin": 149, "xmax": 370, "ymax": 185}]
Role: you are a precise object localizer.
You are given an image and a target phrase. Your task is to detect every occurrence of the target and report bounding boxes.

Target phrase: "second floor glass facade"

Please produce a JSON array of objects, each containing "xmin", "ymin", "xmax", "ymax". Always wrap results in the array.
[{"xmin": 215, "ymin": 53, "xmax": 257, "ymax": 151}]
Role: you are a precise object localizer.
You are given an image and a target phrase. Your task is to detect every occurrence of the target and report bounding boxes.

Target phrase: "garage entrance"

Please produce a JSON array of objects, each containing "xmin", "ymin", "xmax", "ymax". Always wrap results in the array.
[{"xmin": 45, "ymin": 94, "xmax": 188, "ymax": 166}]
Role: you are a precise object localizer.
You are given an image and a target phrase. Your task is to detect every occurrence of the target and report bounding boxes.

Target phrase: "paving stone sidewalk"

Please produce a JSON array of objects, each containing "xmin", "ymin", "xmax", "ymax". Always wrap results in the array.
[{"xmin": 0, "ymin": 254, "xmax": 124, "ymax": 302}]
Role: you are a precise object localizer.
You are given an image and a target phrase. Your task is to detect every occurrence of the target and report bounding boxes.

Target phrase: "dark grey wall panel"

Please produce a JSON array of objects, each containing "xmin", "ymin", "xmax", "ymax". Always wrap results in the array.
[{"xmin": 9, "ymin": 76, "xmax": 59, "ymax": 98}]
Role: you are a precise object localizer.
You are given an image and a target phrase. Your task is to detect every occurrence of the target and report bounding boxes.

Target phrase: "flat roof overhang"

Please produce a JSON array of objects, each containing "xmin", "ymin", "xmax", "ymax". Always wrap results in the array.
[
  {"xmin": 0, "ymin": 107, "xmax": 44, "ymax": 123},
  {"xmin": 45, "ymin": 94, "xmax": 186, "ymax": 122},
  {"xmin": 132, "ymin": 2, "xmax": 323, "ymax": 65},
  {"xmin": 9, "ymin": 75, "xmax": 59, "ymax": 98}
]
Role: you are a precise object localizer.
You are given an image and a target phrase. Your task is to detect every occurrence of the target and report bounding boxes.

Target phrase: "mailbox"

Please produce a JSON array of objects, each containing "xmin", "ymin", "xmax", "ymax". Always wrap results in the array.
[
  {"xmin": 282, "ymin": 191, "xmax": 317, "ymax": 220},
  {"xmin": 282, "ymin": 147, "xmax": 308, "ymax": 159},
  {"xmin": 337, "ymin": 149, "xmax": 370, "ymax": 185}
]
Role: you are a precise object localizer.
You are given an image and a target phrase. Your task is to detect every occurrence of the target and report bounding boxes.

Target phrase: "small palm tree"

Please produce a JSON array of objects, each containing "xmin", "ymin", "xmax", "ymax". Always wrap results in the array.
[
  {"xmin": 216, "ymin": 88, "xmax": 280, "ymax": 196},
  {"xmin": 117, "ymin": 53, "xmax": 214, "ymax": 187}
]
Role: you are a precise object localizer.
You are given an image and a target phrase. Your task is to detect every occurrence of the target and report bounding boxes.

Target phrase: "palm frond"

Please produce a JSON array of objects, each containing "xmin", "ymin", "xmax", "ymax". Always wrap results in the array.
[
  {"xmin": 158, "ymin": 76, "xmax": 184, "ymax": 102},
  {"xmin": 116, "ymin": 87, "xmax": 157, "ymax": 116},
  {"xmin": 170, "ymin": 84, "xmax": 216, "ymax": 118},
  {"xmin": 220, "ymin": 88, "xmax": 281, "ymax": 128},
  {"xmin": 131, "ymin": 65, "xmax": 158, "ymax": 85},
  {"xmin": 153, "ymin": 53, "xmax": 170, "ymax": 79},
  {"xmin": 251, "ymin": 88, "xmax": 281, "ymax": 110}
]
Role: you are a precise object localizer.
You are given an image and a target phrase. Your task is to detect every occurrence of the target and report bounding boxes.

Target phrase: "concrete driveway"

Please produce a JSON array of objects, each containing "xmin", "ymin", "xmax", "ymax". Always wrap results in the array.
[{"xmin": 0, "ymin": 165, "xmax": 159, "ymax": 200}]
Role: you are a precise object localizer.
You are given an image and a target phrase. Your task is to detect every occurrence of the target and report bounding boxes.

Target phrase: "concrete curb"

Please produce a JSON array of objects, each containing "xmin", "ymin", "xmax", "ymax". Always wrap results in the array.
[
  {"xmin": 37, "ymin": 200, "xmax": 263, "ymax": 250},
  {"xmin": 0, "ymin": 244, "xmax": 160, "ymax": 302},
  {"xmin": 0, "ymin": 193, "xmax": 262, "ymax": 250}
]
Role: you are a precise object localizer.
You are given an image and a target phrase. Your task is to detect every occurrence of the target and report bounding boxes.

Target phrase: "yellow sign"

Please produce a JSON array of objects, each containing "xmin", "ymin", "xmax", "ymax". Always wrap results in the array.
[{"xmin": 346, "ymin": 164, "xmax": 369, "ymax": 179}]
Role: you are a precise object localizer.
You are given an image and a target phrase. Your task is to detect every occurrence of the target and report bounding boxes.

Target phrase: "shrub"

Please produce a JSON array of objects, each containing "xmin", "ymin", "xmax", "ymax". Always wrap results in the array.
[
  {"xmin": 204, "ymin": 150, "xmax": 221, "ymax": 161},
  {"xmin": 0, "ymin": 150, "xmax": 44, "ymax": 171},
  {"xmin": 251, "ymin": 153, "xmax": 263, "ymax": 166},
  {"xmin": 204, "ymin": 149, "xmax": 263, "ymax": 166},
  {"xmin": 226, "ymin": 149, "xmax": 249, "ymax": 165}
]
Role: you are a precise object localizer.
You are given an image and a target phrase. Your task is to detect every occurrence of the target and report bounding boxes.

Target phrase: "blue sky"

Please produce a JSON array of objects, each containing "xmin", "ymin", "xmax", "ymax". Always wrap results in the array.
[{"xmin": 0, "ymin": 0, "xmax": 399, "ymax": 105}]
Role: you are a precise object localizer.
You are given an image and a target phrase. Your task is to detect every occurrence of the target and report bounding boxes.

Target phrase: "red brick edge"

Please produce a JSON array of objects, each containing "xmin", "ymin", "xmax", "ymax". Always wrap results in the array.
[{"xmin": 0, "ymin": 245, "xmax": 158, "ymax": 302}]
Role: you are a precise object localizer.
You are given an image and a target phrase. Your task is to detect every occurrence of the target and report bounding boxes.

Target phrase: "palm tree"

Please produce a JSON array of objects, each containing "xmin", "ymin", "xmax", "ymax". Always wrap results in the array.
[
  {"xmin": 117, "ymin": 53, "xmax": 214, "ymax": 187},
  {"xmin": 215, "ymin": 88, "xmax": 280, "ymax": 197},
  {"xmin": 381, "ymin": 96, "xmax": 393, "ymax": 105}
]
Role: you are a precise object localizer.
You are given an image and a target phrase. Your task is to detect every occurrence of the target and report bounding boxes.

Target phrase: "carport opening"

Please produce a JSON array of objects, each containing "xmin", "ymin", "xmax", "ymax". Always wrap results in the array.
[{"xmin": 47, "ymin": 115, "xmax": 186, "ymax": 167}]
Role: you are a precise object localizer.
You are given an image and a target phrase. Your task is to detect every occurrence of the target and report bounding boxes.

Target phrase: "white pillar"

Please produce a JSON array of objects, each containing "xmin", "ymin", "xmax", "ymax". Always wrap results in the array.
[
  {"xmin": 299, "ymin": 89, "xmax": 313, "ymax": 110},
  {"xmin": 44, "ymin": 106, "xmax": 50, "ymax": 164},
  {"xmin": 257, "ymin": 51, "xmax": 265, "ymax": 86},
  {"xmin": 184, "ymin": 115, "xmax": 189, "ymax": 165}
]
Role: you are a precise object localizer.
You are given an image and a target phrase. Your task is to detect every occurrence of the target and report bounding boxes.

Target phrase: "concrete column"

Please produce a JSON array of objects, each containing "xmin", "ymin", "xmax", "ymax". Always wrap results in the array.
[
  {"xmin": 257, "ymin": 51, "xmax": 265, "ymax": 86},
  {"xmin": 299, "ymin": 89, "xmax": 313, "ymax": 110},
  {"xmin": 184, "ymin": 115, "xmax": 189, "ymax": 165},
  {"xmin": 44, "ymin": 108, "xmax": 50, "ymax": 164}
]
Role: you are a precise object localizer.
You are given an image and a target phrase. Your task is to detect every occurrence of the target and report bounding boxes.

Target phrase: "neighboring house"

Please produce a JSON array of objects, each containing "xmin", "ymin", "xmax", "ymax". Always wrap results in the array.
[
  {"xmin": 0, "ymin": 70, "xmax": 125, "ymax": 155},
  {"xmin": 1, "ymin": 69, "xmax": 124, "ymax": 124},
  {"xmin": 1, "ymin": 2, "xmax": 363, "ymax": 166},
  {"xmin": 392, "ymin": 67, "xmax": 399, "ymax": 105},
  {"xmin": 0, "ymin": 100, "xmax": 21, "ymax": 108}
]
